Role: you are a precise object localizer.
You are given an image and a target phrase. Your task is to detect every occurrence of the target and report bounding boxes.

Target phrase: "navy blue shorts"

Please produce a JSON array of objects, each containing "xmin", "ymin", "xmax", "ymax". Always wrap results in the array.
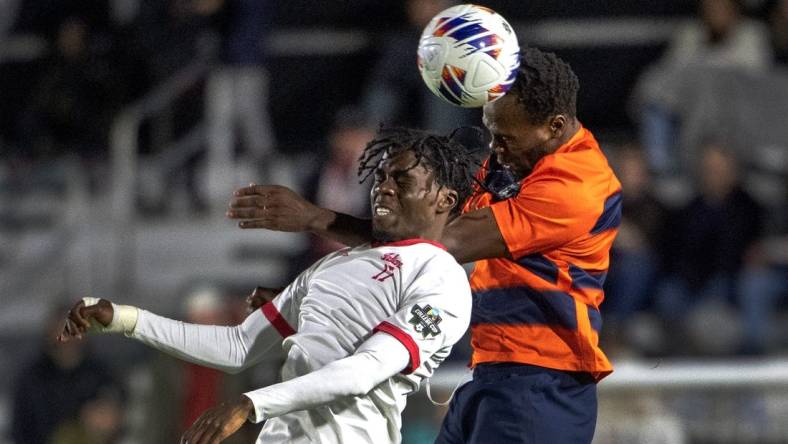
[{"xmin": 435, "ymin": 363, "xmax": 598, "ymax": 444}]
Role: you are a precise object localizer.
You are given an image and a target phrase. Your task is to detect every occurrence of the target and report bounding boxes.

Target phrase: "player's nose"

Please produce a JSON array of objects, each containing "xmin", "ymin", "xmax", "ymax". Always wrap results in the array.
[{"xmin": 374, "ymin": 178, "xmax": 397, "ymax": 196}]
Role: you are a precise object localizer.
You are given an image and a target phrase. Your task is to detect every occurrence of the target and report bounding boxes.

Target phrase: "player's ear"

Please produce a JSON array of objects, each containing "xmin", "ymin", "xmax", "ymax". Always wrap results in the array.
[
  {"xmin": 437, "ymin": 187, "xmax": 458, "ymax": 214},
  {"xmin": 549, "ymin": 115, "xmax": 566, "ymax": 139}
]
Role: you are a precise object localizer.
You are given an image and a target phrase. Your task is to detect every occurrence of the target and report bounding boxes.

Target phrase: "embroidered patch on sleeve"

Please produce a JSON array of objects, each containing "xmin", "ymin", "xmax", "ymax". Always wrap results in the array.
[{"xmin": 408, "ymin": 304, "xmax": 442, "ymax": 338}]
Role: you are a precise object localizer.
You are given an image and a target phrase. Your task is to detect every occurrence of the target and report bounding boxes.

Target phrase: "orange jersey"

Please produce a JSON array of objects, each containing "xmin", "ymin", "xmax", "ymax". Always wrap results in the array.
[{"xmin": 465, "ymin": 126, "xmax": 620, "ymax": 381}]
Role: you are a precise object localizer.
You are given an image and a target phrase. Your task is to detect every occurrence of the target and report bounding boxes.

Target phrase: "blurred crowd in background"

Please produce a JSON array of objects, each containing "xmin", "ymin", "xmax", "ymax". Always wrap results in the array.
[{"xmin": 1, "ymin": 0, "xmax": 787, "ymax": 443}]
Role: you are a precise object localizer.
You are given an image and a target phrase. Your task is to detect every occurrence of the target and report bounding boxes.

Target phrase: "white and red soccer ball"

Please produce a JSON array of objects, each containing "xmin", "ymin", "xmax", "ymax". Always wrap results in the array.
[{"xmin": 417, "ymin": 4, "xmax": 520, "ymax": 108}]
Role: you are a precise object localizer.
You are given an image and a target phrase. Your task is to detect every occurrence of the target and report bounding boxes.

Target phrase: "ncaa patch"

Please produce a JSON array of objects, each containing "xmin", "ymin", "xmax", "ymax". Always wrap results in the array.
[{"xmin": 408, "ymin": 304, "xmax": 442, "ymax": 338}]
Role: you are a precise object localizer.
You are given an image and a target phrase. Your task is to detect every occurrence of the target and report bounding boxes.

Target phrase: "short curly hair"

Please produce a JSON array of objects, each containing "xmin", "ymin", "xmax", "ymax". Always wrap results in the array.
[
  {"xmin": 357, "ymin": 127, "xmax": 482, "ymax": 217},
  {"xmin": 508, "ymin": 47, "xmax": 580, "ymax": 123}
]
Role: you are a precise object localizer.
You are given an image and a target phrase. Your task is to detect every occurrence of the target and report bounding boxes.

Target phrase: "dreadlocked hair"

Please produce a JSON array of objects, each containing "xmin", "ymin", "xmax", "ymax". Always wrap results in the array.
[
  {"xmin": 357, "ymin": 126, "xmax": 483, "ymax": 217},
  {"xmin": 509, "ymin": 47, "xmax": 580, "ymax": 123}
]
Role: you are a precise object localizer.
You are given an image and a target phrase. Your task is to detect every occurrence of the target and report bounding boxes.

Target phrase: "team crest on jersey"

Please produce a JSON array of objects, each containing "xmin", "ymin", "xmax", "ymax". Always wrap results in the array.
[
  {"xmin": 372, "ymin": 252, "xmax": 403, "ymax": 282},
  {"xmin": 408, "ymin": 304, "xmax": 442, "ymax": 338}
]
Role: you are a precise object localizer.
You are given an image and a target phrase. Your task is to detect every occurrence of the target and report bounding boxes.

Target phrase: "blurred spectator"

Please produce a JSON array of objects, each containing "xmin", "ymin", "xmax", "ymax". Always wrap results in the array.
[
  {"xmin": 139, "ymin": 286, "xmax": 259, "ymax": 444},
  {"xmin": 11, "ymin": 0, "xmax": 111, "ymax": 40},
  {"xmin": 49, "ymin": 386, "xmax": 125, "ymax": 444},
  {"xmin": 362, "ymin": 0, "xmax": 478, "ymax": 132},
  {"xmin": 292, "ymin": 106, "xmax": 375, "ymax": 275},
  {"xmin": 19, "ymin": 15, "xmax": 122, "ymax": 172},
  {"xmin": 0, "ymin": 0, "xmax": 20, "ymax": 36},
  {"xmin": 767, "ymin": 0, "xmax": 788, "ymax": 64},
  {"xmin": 118, "ymin": 0, "xmax": 217, "ymax": 214},
  {"xmin": 200, "ymin": 0, "xmax": 277, "ymax": 211},
  {"xmin": 11, "ymin": 304, "xmax": 120, "ymax": 444},
  {"xmin": 603, "ymin": 146, "xmax": 668, "ymax": 352},
  {"xmin": 654, "ymin": 143, "xmax": 766, "ymax": 355},
  {"xmin": 736, "ymin": 233, "xmax": 788, "ymax": 354},
  {"xmin": 307, "ymin": 107, "xmax": 375, "ymax": 254},
  {"xmin": 128, "ymin": 0, "xmax": 213, "ymax": 83},
  {"xmin": 631, "ymin": 0, "xmax": 771, "ymax": 176}
]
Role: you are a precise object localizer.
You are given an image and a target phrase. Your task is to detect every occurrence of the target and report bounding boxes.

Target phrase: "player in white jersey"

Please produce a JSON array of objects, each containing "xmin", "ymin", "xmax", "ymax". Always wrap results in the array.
[{"xmin": 59, "ymin": 127, "xmax": 481, "ymax": 443}]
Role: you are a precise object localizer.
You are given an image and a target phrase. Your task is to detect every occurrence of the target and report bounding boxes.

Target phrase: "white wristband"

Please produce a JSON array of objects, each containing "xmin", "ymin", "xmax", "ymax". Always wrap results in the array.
[{"xmin": 81, "ymin": 297, "xmax": 139, "ymax": 335}]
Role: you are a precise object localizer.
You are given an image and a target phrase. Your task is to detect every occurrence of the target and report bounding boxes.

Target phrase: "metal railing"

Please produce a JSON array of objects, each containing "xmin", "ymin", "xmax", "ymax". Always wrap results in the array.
[
  {"xmin": 426, "ymin": 359, "xmax": 788, "ymax": 443},
  {"xmin": 108, "ymin": 51, "xmax": 213, "ymax": 292}
]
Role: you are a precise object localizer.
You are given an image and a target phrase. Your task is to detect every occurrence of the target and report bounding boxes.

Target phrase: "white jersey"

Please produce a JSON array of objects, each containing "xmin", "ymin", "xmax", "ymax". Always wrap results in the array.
[
  {"xmin": 130, "ymin": 239, "xmax": 471, "ymax": 443},
  {"xmin": 257, "ymin": 239, "xmax": 471, "ymax": 443}
]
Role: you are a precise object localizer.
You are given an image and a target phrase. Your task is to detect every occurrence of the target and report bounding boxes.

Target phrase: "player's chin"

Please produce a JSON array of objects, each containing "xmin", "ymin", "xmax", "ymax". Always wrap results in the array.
[
  {"xmin": 372, "ymin": 213, "xmax": 393, "ymax": 227},
  {"xmin": 371, "ymin": 221, "xmax": 397, "ymax": 242}
]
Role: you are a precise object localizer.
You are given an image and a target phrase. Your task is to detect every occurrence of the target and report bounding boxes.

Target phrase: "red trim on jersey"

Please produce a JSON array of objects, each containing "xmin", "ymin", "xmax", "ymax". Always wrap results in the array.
[
  {"xmin": 261, "ymin": 302, "xmax": 296, "ymax": 337},
  {"xmin": 374, "ymin": 321, "xmax": 420, "ymax": 374},
  {"xmin": 371, "ymin": 238, "xmax": 447, "ymax": 251}
]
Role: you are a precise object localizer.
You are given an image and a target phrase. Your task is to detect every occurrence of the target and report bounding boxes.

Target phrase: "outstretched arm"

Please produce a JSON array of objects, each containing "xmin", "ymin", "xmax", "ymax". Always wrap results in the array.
[
  {"xmin": 59, "ymin": 296, "xmax": 288, "ymax": 374},
  {"xmin": 244, "ymin": 332, "xmax": 409, "ymax": 421},
  {"xmin": 441, "ymin": 206, "xmax": 509, "ymax": 263},
  {"xmin": 227, "ymin": 185, "xmax": 510, "ymax": 263},
  {"xmin": 179, "ymin": 332, "xmax": 409, "ymax": 444},
  {"xmin": 131, "ymin": 306, "xmax": 283, "ymax": 374},
  {"xmin": 226, "ymin": 184, "xmax": 372, "ymax": 246}
]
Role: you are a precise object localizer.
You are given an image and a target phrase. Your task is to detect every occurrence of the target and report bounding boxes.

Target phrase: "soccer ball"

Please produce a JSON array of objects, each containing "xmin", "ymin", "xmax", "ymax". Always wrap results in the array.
[{"xmin": 417, "ymin": 4, "xmax": 520, "ymax": 108}]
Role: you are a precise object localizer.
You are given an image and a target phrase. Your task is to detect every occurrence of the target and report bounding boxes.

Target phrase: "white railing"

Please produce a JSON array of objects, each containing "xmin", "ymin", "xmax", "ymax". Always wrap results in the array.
[
  {"xmin": 108, "ymin": 53, "xmax": 213, "ymax": 291},
  {"xmin": 423, "ymin": 359, "xmax": 788, "ymax": 444},
  {"xmin": 429, "ymin": 358, "xmax": 788, "ymax": 391},
  {"xmin": 600, "ymin": 358, "xmax": 788, "ymax": 390}
]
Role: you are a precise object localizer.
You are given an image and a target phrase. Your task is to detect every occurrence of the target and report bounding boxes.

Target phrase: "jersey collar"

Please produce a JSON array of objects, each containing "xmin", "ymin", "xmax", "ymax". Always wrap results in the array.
[
  {"xmin": 371, "ymin": 238, "xmax": 447, "ymax": 251},
  {"xmin": 553, "ymin": 125, "xmax": 588, "ymax": 155},
  {"xmin": 528, "ymin": 125, "xmax": 589, "ymax": 173}
]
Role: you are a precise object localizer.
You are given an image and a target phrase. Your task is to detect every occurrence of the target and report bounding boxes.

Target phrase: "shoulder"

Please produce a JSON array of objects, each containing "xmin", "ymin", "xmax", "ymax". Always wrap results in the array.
[
  {"xmin": 370, "ymin": 241, "xmax": 467, "ymax": 279},
  {"xmin": 408, "ymin": 248, "xmax": 471, "ymax": 297},
  {"xmin": 501, "ymin": 147, "xmax": 620, "ymax": 230},
  {"xmin": 540, "ymin": 139, "xmax": 611, "ymax": 177},
  {"xmin": 527, "ymin": 136, "xmax": 618, "ymax": 194},
  {"xmin": 315, "ymin": 245, "xmax": 357, "ymax": 263},
  {"xmin": 399, "ymin": 243, "xmax": 464, "ymax": 270}
]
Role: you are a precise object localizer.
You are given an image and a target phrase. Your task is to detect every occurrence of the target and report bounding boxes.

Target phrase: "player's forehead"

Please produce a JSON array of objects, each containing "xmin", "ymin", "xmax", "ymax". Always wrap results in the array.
[
  {"xmin": 483, "ymin": 95, "xmax": 542, "ymax": 136},
  {"xmin": 377, "ymin": 149, "xmax": 431, "ymax": 178},
  {"xmin": 482, "ymin": 96, "xmax": 518, "ymax": 134}
]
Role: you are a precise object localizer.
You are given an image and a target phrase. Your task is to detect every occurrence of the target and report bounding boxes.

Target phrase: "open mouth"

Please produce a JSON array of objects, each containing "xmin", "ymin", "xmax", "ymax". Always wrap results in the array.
[{"xmin": 374, "ymin": 206, "xmax": 393, "ymax": 217}]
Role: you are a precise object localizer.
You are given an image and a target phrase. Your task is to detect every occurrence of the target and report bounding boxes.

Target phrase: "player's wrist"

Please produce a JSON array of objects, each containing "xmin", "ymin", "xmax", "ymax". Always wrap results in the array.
[
  {"xmin": 309, "ymin": 207, "xmax": 337, "ymax": 233},
  {"xmin": 111, "ymin": 303, "xmax": 139, "ymax": 334},
  {"xmin": 81, "ymin": 297, "xmax": 139, "ymax": 335},
  {"xmin": 241, "ymin": 394, "xmax": 259, "ymax": 423}
]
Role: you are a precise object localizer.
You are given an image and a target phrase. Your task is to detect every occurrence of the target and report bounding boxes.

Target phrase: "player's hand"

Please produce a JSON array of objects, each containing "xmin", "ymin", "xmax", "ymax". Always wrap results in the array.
[
  {"xmin": 58, "ymin": 299, "xmax": 114, "ymax": 342},
  {"xmin": 180, "ymin": 396, "xmax": 253, "ymax": 444},
  {"xmin": 246, "ymin": 286, "xmax": 282, "ymax": 313},
  {"xmin": 227, "ymin": 184, "xmax": 331, "ymax": 232}
]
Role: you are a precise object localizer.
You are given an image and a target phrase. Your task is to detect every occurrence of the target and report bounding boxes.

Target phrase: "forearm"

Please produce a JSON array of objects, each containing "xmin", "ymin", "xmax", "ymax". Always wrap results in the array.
[
  {"xmin": 244, "ymin": 333, "xmax": 408, "ymax": 422},
  {"xmin": 312, "ymin": 209, "xmax": 372, "ymax": 247},
  {"xmin": 442, "ymin": 207, "xmax": 509, "ymax": 263},
  {"xmin": 132, "ymin": 309, "xmax": 276, "ymax": 374}
]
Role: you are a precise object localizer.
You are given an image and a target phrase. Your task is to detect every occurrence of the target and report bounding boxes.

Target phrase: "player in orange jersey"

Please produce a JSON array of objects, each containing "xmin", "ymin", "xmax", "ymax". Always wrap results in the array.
[{"xmin": 227, "ymin": 47, "xmax": 621, "ymax": 443}]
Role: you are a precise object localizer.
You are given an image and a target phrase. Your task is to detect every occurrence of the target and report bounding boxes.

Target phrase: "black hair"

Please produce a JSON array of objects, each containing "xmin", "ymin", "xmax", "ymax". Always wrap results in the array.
[
  {"xmin": 509, "ymin": 47, "xmax": 580, "ymax": 123},
  {"xmin": 357, "ymin": 127, "xmax": 483, "ymax": 216}
]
